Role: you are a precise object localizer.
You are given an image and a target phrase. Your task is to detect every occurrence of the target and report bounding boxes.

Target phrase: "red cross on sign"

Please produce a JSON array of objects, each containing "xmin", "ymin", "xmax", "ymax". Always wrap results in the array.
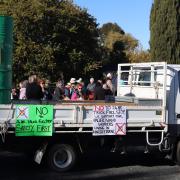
[
  {"xmin": 115, "ymin": 123, "xmax": 126, "ymax": 135},
  {"xmin": 17, "ymin": 107, "xmax": 29, "ymax": 119}
]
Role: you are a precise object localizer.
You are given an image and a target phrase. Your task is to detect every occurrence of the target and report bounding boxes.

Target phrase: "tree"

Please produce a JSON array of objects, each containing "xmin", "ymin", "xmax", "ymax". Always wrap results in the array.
[
  {"xmin": 119, "ymin": 34, "xmax": 150, "ymax": 63},
  {"xmin": 100, "ymin": 22, "xmax": 125, "ymax": 37},
  {"xmin": 100, "ymin": 23, "xmax": 150, "ymax": 68},
  {"xmin": 0, "ymin": 0, "xmax": 101, "ymax": 82},
  {"xmin": 150, "ymin": 0, "xmax": 180, "ymax": 63},
  {"xmin": 99, "ymin": 23, "xmax": 126, "ymax": 70},
  {"xmin": 104, "ymin": 31, "xmax": 127, "ymax": 64},
  {"xmin": 126, "ymin": 48, "xmax": 151, "ymax": 63}
]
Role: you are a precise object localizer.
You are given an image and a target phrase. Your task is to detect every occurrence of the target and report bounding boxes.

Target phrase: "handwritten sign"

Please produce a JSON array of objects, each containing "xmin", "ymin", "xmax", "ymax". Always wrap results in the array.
[
  {"xmin": 93, "ymin": 105, "xmax": 126, "ymax": 136},
  {"xmin": 16, "ymin": 105, "xmax": 53, "ymax": 136}
]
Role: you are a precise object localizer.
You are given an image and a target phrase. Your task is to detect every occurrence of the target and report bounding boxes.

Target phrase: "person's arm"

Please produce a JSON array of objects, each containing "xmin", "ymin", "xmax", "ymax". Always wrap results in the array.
[
  {"xmin": 39, "ymin": 86, "xmax": 44, "ymax": 99},
  {"xmin": 94, "ymin": 88, "xmax": 97, "ymax": 100},
  {"xmin": 53, "ymin": 87, "xmax": 60, "ymax": 101},
  {"xmin": 86, "ymin": 84, "xmax": 89, "ymax": 91}
]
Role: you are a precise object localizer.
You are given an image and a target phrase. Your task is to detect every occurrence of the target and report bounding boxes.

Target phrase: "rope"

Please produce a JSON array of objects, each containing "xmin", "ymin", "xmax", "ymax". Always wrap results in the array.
[
  {"xmin": 0, "ymin": 121, "xmax": 8, "ymax": 143},
  {"xmin": 0, "ymin": 103, "xmax": 13, "ymax": 143}
]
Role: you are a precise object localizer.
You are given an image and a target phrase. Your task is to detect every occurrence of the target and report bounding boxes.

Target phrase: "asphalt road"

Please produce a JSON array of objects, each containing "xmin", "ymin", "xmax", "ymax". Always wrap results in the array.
[{"xmin": 0, "ymin": 151, "xmax": 180, "ymax": 180}]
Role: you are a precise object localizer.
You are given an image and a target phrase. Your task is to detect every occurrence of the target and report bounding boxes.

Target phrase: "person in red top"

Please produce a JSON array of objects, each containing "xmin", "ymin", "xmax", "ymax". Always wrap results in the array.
[
  {"xmin": 87, "ymin": 78, "xmax": 95, "ymax": 100},
  {"xmin": 71, "ymin": 84, "xmax": 85, "ymax": 101}
]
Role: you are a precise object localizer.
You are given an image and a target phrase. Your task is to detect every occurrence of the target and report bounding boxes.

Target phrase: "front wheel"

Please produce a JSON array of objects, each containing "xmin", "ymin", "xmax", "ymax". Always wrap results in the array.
[{"xmin": 47, "ymin": 144, "xmax": 77, "ymax": 172}]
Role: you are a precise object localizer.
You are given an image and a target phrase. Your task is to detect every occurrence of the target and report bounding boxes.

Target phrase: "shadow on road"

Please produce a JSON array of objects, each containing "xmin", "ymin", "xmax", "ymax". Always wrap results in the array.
[{"xmin": 0, "ymin": 151, "xmax": 177, "ymax": 180}]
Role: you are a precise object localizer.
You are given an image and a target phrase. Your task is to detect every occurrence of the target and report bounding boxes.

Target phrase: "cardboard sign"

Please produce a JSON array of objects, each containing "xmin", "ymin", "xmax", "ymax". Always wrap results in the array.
[
  {"xmin": 16, "ymin": 105, "xmax": 53, "ymax": 136},
  {"xmin": 93, "ymin": 105, "xmax": 126, "ymax": 136}
]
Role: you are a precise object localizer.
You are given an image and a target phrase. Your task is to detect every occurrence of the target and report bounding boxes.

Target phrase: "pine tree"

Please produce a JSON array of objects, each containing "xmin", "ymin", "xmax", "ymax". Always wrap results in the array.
[{"xmin": 150, "ymin": 0, "xmax": 180, "ymax": 63}]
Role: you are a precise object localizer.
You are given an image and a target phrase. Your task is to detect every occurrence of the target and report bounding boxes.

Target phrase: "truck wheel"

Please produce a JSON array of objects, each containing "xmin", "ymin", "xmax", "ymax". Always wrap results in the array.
[
  {"xmin": 47, "ymin": 144, "xmax": 76, "ymax": 172},
  {"xmin": 176, "ymin": 141, "xmax": 180, "ymax": 165}
]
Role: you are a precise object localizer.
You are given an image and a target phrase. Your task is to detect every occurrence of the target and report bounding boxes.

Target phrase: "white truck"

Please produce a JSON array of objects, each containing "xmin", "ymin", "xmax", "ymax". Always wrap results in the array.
[{"xmin": 0, "ymin": 62, "xmax": 180, "ymax": 172}]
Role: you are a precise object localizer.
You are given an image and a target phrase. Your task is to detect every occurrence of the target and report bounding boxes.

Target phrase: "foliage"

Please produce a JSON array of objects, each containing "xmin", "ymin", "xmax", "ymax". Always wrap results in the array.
[
  {"xmin": 104, "ymin": 31, "xmax": 127, "ymax": 64},
  {"xmin": 120, "ymin": 34, "xmax": 150, "ymax": 63},
  {"xmin": 0, "ymin": 0, "xmax": 153, "ymax": 83},
  {"xmin": 100, "ymin": 22, "xmax": 125, "ymax": 37},
  {"xmin": 126, "ymin": 49, "xmax": 151, "ymax": 63},
  {"xmin": 0, "ymin": 0, "xmax": 101, "ymax": 82},
  {"xmin": 100, "ymin": 23, "xmax": 151, "ymax": 67},
  {"xmin": 150, "ymin": 0, "xmax": 180, "ymax": 63}
]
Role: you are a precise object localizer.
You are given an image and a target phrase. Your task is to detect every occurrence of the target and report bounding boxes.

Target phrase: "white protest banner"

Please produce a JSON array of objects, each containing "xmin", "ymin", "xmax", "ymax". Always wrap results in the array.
[{"xmin": 93, "ymin": 105, "xmax": 126, "ymax": 136}]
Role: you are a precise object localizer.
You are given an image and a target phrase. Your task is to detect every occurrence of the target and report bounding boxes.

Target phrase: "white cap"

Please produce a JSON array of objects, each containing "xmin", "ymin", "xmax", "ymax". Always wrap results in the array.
[
  {"xmin": 107, "ymin": 73, "xmax": 112, "ymax": 78},
  {"xmin": 67, "ymin": 82, "xmax": 71, "ymax": 86},
  {"xmin": 76, "ymin": 78, "xmax": 82, "ymax": 83},
  {"xmin": 70, "ymin": 78, "xmax": 76, "ymax": 84}
]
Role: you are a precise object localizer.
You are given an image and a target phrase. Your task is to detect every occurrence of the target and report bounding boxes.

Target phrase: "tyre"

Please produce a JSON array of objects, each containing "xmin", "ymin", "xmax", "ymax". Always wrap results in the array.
[{"xmin": 47, "ymin": 144, "xmax": 76, "ymax": 172}]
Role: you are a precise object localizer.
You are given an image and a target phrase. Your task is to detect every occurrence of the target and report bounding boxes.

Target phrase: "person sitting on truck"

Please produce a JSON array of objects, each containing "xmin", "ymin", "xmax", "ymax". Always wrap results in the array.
[
  {"xmin": 106, "ymin": 73, "xmax": 115, "ymax": 94},
  {"xmin": 11, "ymin": 85, "xmax": 19, "ymax": 100},
  {"xmin": 87, "ymin": 77, "xmax": 96, "ymax": 100},
  {"xmin": 26, "ymin": 75, "xmax": 43, "ymax": 100},
  {"xmin": 71, "ymin": 84, "xmax": 85, "ymax": 101},
  {"xmin": 19, "ymin": 80, "xmax": 28, "ymax": 100},
  {"xmin": 94, "ymin": 81, "xmax": 105, "ymax": 100},
  {"xmin": 76, "ymin": 79, "xmax": 87, "ymax": 100},
  {"xmin": 53, "ymin": 79, "xmax": 65, "ymax": 101},
  {"xmin": 39, "ymin": 79, "xmax": 52, "ymax": 100},
  {"xmin": 77, "ymin": 84, "xmax": 85, "ymax": 100},
  {"xmin": 68, "ymin": 78, "xmax": 76, "ymax": 97},
  {"xmin": 63, "ymin": 82, "xmax": 71, "ymax": 100},
  {"xmin": 103, "ymin": 79, "xmax": 113, "ymax": 96}
]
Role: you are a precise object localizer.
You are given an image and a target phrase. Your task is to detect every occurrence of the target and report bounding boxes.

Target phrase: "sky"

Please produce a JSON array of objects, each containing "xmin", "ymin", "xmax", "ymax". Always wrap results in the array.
[{"xmin": 73, "ymin": 0, "xmax": 153, "ymax": 50}]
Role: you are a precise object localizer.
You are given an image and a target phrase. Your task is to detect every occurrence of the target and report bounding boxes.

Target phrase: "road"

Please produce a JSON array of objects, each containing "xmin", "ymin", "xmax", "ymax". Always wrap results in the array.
[{"xmin": 0, "ymin": 151, "xmax": 180, "ymax": 180}]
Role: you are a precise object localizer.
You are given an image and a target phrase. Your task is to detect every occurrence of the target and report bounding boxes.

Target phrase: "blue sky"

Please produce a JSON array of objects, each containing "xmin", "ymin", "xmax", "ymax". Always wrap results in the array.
[{"xmin": 73, "ymin": 0, "xmax": 153, "ymax": 50}]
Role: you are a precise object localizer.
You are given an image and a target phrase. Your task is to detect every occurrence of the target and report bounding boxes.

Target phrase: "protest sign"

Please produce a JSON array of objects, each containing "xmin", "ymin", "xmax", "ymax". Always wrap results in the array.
[
  {"xmin": 16, "ymin": 105, "xmax": 53, "ymax": 136},
  {"xmin": 93, "ymin": 105, "xmax": 126, "ymax": 136}
]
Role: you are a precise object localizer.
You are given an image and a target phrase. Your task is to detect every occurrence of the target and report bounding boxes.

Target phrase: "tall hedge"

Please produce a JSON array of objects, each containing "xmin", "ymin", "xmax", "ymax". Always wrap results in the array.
[{"xmin": 150, "ymin": 0, "xmax": 180, "ymax": 63}]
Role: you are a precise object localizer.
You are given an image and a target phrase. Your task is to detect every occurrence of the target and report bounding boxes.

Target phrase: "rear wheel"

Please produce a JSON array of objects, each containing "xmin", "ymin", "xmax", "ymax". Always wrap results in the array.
[{"xmin": 47, "ymin": 144, "xmax": 76, "ymax": 172}]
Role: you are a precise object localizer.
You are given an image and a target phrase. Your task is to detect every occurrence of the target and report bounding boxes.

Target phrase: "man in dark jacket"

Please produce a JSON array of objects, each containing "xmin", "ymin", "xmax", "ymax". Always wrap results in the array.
[
  {"xmin": 94, "ymin": 82, "xmax": 105, "ymax": 100},
  {"xmin": 26, "ymin": 75, "xmax": 43, "ymax": 100}
]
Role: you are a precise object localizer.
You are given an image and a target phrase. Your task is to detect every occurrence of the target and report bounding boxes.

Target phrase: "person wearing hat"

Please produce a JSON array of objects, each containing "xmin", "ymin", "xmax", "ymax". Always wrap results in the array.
[
  {"xmin": 77, "ymin": 84, "xmax": 85, "ymax": 100},
  {"xmin": 71, "ymin": 84, "xmax": 85, "ymax": 101},
  {"xmin": 106, "ymin": 73, "xmax": 115, "ymax": 95},
  {"xmin": 70, "ymin": 78, "xmax": 76, "ymax": 84},
  {"xmin": 107, "ymin": 73, "xmax": 112, "ymax": 79},
  {"xmin": 76, "ymin": 78, "xmax": 82, "ymax": 84},
  {"xmin": 69, "ymin": 78, "xmax": 77, "ymax": 98}
]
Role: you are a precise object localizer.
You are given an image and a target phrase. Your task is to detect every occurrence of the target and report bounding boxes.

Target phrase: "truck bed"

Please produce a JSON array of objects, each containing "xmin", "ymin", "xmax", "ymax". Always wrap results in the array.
[{"xmin": 0, "ymin": 99, "xmax": 166, "ymax": 134}]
